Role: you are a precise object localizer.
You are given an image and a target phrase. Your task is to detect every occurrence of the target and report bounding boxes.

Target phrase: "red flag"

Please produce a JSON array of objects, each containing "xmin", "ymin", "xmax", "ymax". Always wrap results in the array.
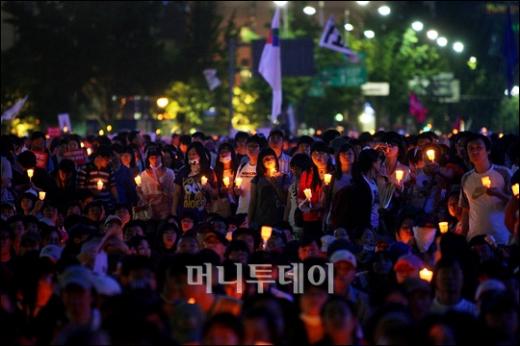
[{"xmin": 409, "ymin": 92, "xmax": 428, "ymax": 123}]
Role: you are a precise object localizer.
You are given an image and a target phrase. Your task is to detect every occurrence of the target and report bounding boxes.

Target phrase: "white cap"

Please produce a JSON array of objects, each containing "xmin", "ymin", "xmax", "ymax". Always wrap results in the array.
[
  {"xmin": 40, "ymin": 245, "xmax": 63, "ymax": 263},
  {"xmin": 475, "ymin": 279, "xmax": 506, "ymax": 301},
  {"xmin": 92, "ymin": 274, "xmax": 122, "ymax": 296},
  {"xmin": 320, "ymin": 235, "xmax": 336, "ymax": 253},
  {"xmin": 330, "ymin": 249, "xmax": 357, "ymax": 268}
]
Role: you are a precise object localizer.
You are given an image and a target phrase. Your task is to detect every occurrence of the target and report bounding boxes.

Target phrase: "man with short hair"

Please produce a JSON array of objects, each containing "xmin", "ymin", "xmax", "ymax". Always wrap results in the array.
[
  {"xmin": 268, "ymin": 129, "xmax": 291, "ymax": 176},
  {"xmin": 459, "ymin": 134, "xmax": 511, "ymax": 245},
  {"xmin": 235, "ymin": 135, "xmax": 263, "ymax": 216}
]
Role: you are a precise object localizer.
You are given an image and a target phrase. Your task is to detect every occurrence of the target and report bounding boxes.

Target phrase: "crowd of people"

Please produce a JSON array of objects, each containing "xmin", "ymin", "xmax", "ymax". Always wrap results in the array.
[{"xmin": 0, "ymin": 127, "xmax": 518, "ymax": 345}]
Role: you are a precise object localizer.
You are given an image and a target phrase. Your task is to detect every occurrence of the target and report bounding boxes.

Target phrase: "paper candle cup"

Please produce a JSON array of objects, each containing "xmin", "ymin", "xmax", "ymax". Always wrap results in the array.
[
  {"xmin": 481, "ymin": 176, "xmax": 491, "ymax": 189},
  {"xmin": 200, "ymin": 176, "xmax": 208, "ymax": 186},
  {"xmin": 38, "ymin": 191, "xmax": 46, "ymax": 200},
  {"xmin": 96, "ymin": 179, "xmax": 104, "ymax": 191},
  {"xmin": 235, "ymin": 177, "xmax": 243, "ymax": 188},
  {"xmin": 324, "ymin": 173, "xmax": 332, "ymax": 185},
  {"xmin": 27, "ymin": 169, "xmax": 34, "ymax": 179},
  {"xmin": 438, "ymin": 222, "xmax": 449, "ymax": 234},
  {"xmin": 134, "ymin": 176, "xmax": 142, "ymax": 186},
  {"xmin": 223, "ymin": 177, "xmax": 230, "ymax": 187},
  {"xmin": 419, "ymin": 268, "xmax": 433, "ymax": 282},
  {"xmin": 395, "ymin": 169, "xmax": 404, "ymax": 183},
  {"xmin": 426, "ymin": 149, "xmax": 435, "ymax": 162},
  {"xmin": 513, "ymin": 183, "xmax": 519, "ymax": 198},
  {"xmin": 304, "ymin": 188, "xmax": 312, "ymax": 201}
]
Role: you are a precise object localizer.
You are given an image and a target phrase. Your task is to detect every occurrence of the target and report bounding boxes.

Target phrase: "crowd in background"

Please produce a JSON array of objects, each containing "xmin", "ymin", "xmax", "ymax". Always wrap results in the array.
[{"xmin": 0, "ymin": 127, "xmax": 518, "ymax": 345}]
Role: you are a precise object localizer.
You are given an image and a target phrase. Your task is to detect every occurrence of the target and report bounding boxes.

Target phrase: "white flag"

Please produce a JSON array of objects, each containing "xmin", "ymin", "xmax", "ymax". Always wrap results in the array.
[
  {"xmin": 319, "ymin": 17, "xmax": 358, "ymax": 60},
  {"xmin": 203, "ymin": 69, "xmax": 221, "ymax": 91},
  {"xmin": 259, "ymin": 8, "xmax": 282, "ymax": 124},
  {"xmin": 1, "ymin": 95, "xmax": 28, "ymax": 121}
]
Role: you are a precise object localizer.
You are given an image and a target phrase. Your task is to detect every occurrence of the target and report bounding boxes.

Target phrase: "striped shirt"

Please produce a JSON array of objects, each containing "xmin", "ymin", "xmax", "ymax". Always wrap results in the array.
[{"xmin": 77, "ymin": 163, "xmax": 117, "ymax": 210}]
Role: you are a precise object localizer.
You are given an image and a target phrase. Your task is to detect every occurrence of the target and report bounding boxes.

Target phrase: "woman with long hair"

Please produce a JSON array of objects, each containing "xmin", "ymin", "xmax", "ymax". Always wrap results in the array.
[
  {"xmin": 212, "ymin": 142, "xmax": 238, "ymax": 217},
  {"xmin": 172, "ymin": 142, "xmax": 218, "ymax": 222},
  {"xmin": 248, "ymin": 148, "xmax": 289, "ymax": 229}
]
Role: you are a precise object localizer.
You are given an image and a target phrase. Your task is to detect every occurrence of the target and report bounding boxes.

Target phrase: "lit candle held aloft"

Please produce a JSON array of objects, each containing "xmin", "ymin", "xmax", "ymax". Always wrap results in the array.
[
  {"xmin": 134, "ymin": 175, "xmax": 142, "ymax": 186},
  {"xmin": 426, "ymin": 149, "xmax": 436, "ymax": 162},
  {"xmin": 86, "ymin": 148, "xmax": 93, "ymax": 156},
  {"xmin": 395, "ymin": 170, "xmax": 404, "ymax": 184},
  {"xmin": 304, "ymin": 188, "xmax": 312, "ymax": 201},
  {"xmin": 438, "ymin": 222, "xmax": 449, "ymax": 234},
  {"xmin": 38, "ymin": 191, "xmax": 46, "ymax": 201},
  {"xmin": 481, "ymin": 176, "xmax": 492, "ymax": 189},
  {"xmin": 223, "ymin": 177, "xmax": 230, "ymax": 188},
  {"xmin": 419, "ymin": 268, "xmax": 433, "ymax": 282},
  {"xmin": 261, "ymin": 226, "xmax": 272, "ymax": 248},
  {"xmin": 97, "ymin": 179, "xmax": 104, "ymax": 191},
  {"xmin": 200, "ymin": 176, "xmax": 208, "ymax": 186},
  {"xmin": 513, "ymin": 183, "xmax": 519, "ymax": 198},
  {"xmin": 27, "ymin": 169, "xmax": 34, "ymax": 179},
  {"xmin": 324, "ymin": 173, "xmax": 332, "ymax": 185},
  {"xmin": 235, "ymin": 177, "xmax": 243, "ymax": 188}
]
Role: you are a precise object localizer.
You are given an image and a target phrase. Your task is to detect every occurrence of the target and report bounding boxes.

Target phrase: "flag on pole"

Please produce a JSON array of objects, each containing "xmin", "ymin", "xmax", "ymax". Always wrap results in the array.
[
  {"xmin": 409, "ymin": 92, "xmax": 428, "ymax": 124},
  {"xmin": 259, "ymin": 8, "xmax": 282, "ymax": 124},
  {"xmin": 203, "ymin": 69, "xmax": 221, "ymax": 91},
  {"xmin": 319, "ymin": 17, "xmax": 358, "ymax": 61},
  {"xmin": 1, "ymin": 95, "xmax": 28, "ymax": 121}
]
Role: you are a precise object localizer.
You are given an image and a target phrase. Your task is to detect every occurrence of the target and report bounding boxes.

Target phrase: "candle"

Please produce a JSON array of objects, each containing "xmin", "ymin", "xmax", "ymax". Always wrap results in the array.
[
  {"xmin": 134, "ymin": 175, "xmax": 142, "ymax": 186},
  {"xmin": 27, "ymin": 169, "xmax": 34, "ymax": 179},
  {"xmin": 324, "ymin": 173, "xmax": 332, "ymax": 185},
  {"xmin": 481, "ymin": 176, "xmax": 492, "ymax": 189},
  {"xmin": 304, "ymin": 188, "xmax": 312, "ymax": 201},
  {"xmin": 513, "ymin": 183, "xmax": 519, "ymax": 198},
  {"xmin": 80, "ymin": 142, "xmax": 85, "ymax": 148},
  {"xmin": 261, "ymin": 226, "xmax": 272, "ymax": 248},
  {"xmin": 223, "ymin": 177, "xmax": 230, "ymax": 188},
  {"xmin": 438, "ymin": 222, "xmax": 449, "ymax": 234},
  {"xmin": 395, "ymin": 169, "xmax": 404, "ymax": 184},
  {"xmin": 187, "ymin": 298, "xmax": 196, "ymax": 304},
  {"xmin": 226, "ymin": 231, "xmax": 233, "ymax": 242},
  {"xmin": 426, "ymin": 149, "xmax": 436, "ymax": 162},
  {"xmin": 97, "ymin": 179, "xmax": 104, "ymax": 191},
  {"xmin": 38, "ymin": 191, "xmax": 46, "ymax": 201},
  {"xmin": 63, "ymin": 126, "xmax": 69, "ymax": 133},
  {"xmin": 235, "ymin": 177, "xmax": 243, "ymax": 188},
  {"xmin": 86, "ymin": 147, "xmax": 93, "ymax": 156},
  {"xmin": 200, "ymin": 176, "xmax": 208, "ymax": 186},
  {"xmin": 419, "ymin": 268, "xmax": 433, "ymax": 282}
]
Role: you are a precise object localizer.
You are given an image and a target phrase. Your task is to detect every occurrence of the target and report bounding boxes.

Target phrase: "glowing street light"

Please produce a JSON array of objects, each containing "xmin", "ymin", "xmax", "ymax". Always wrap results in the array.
[
  {"xmin": 411, "ymin": 21, "xmax": 424, "ymax": 32},
  {"xmin": 156, "ymin": 97, "xmax": 169, "ymax": 108},
  {"xmin": 335, "ymin": 113, "xmax": 344, "ymax": 122},
  {"xmin": 273, "ymin": 1, "xmax": 288, "ymax": 7},
  {"xmin": 303, "ymin": 6, "xmax": 316, "ymax": 15},
  {"xmin": 378, "ymin": 5, "xmax": 391, "ymax": 16},
  {"xmin": 453, "ymin": 41, "xmax": 464, "ymax": 53},
  {"xmin": 356, "ymin": 1, "xmax": 370, "ymax": 6},
  {"xmin": 364, "ymin": 30, "xmax": 375, "ymax": 39},
  {"xmin": 426, "ymin": 29, "xmax": 438, "ymax": 40},
  {"xmin": 344, "ymin": 23, "xmax": 354, "ymax": 31},
  {"xmin": 436, "ymin": 37, "xmax": 448, "ymax": 47}
]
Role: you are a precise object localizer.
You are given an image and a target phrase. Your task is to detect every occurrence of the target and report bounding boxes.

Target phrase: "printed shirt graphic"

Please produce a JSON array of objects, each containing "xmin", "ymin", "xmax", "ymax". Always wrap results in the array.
[{"xmin": 236, "ymin": 162, "xmax": 257, "ymax": 214}]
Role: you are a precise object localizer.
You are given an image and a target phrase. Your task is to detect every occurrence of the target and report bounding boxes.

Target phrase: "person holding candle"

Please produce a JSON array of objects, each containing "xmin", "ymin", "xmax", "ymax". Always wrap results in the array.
[
  {"xmin": 268, "ymin": 129, "xmax": 291, "ymax": 176},
  {"xmin": 212, "ymin": 143, "xmax": 238, "ymax": 218},
  {"xmin": 137, "ymin": 148, "xmax": 175, "ymax": 220},
  {"xmin": 504, "ymin": 170, "xmax": 519, "ymax": 239},
  {"xmin": 382, "ymin": 132, "xmax": 411, "ymax": 190},
  {"xmin": 248, "ymin": 148, "xmax": 289, "ymax": 230},
  {"xmin": 332, "ymin": 143, "xmax": 356, "ymax": 195},
  {"xmin": 172, "ymin": 142, "xmax": 217, "ymax": 222},
  {"xmin": 76, "ymin": 146, "xmax": 119, "ymax": 213},
  {"xmin": 235, "ymin": 135, "xmax": 264, "ymax": 218},
  {"xmin": 111, "ymin": 145, "xmax": 139, "ymax": 208},
  {"xmin": 459, "ymin": 134, "xmax": 512, "ymax": 245}
]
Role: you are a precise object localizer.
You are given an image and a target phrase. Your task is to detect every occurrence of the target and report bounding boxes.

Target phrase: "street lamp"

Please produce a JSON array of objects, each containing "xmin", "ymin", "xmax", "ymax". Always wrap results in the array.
[
  {"xmin": 411, "ymin": 21, "xmax": 424, "ymax": 32},
  {"xmin": 426, "ymin": 29, "xmax": 438, "ymax": 40},
  {"xmin": 335, "ymin": 113, "xmax": 344, "ymax": 122},
  {"xmin": 157, "ymin": 97, "xmax": 169, "ymax": 108},
  {"xmin": 344, "ymin": 23, "xmax": 354, "ymax": 31},
  {"xmin": 436, "ymin": 37, "xmax": 448, "ymax": 47},
  {"xmin": 273, "ymin": 1, "xmax": 288, "ymax": 7},
  {"xmin": 364, "ymin": 30, "xmax": 375, "ymax": 39},
  {"xmin": 303, "ymin": 6, "xmax": 316, "ymax": 15},
  {"xmin": 453, "ymin": 41, "xmax": 464, "ymax": 53},
  {"xmin": 378, "ymin": 5, "xmax": 391, "ymax": 16},
  {"xmin": 356, "ymin": 1, "xmax": 370, "ymax": 6}
]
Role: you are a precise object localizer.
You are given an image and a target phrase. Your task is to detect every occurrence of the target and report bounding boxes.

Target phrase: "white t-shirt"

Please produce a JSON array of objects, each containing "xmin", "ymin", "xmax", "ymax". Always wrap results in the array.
[
  {"xmin": 236, "ymin": 162, "xmax": 257, "ymax": 214},
  {"xmin": 459, "ymin": 164, "xmax": 511, "ymax": 245}
]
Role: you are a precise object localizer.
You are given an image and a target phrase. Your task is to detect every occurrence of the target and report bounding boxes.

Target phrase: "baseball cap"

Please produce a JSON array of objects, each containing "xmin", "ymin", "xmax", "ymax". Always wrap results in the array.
[
  {"xmin": 59, "ymin": 265, "xmax": 93, "ymax": 290},
  {"xmin": 40, "ymin": 245, "xmax": 63, "ymax": 263},
  {"xmin": 320, "ymin": 235, "xmax": 336, "ymax": 253},
  {"xmin": 393, "ymin": 254, "xmax": 423, "ymax": 273},
  {"xmin": 330, "ymin": 249, "xmax": 357, "ymax": 268},
  {"xmin": 91, "ymin": 273, "xmax": 122, "ymax": 296},
  {"xmin": 104, "ymin": 215, "xmax": 122, "ymax": 227}
]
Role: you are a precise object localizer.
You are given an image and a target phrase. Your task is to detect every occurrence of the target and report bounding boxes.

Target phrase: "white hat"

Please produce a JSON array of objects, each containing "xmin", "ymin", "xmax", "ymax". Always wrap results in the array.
[
  {"xmin": 475, "ymin": 279, "xmax": 506, "ymax": 301},
  {"xmin": 40, "ymin": 245, "xmax": 63, "ymax": 263},
  {"xmin": 330, "ymin": 249, "xmax": 357, "ymax": 268},
  {"xmin": 92, "ymin": 274, "xmax": 122, "ymax": 296},
  {"xmin": 320, "ymin": 235, "xmax": 336, "ymax": 253}
]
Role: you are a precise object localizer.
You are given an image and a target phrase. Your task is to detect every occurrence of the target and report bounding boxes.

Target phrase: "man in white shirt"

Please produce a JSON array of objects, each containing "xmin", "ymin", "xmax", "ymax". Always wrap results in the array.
[
  {"xmin": 268, "ymin": 129, "xmax": 291, "ymax": 176},
  {"xmin": 235, "ymin": 136, "xmax": 263, "ymax": 215},
  {"xmin": 459, "ymin": 134, "xmax": 512, "ymax": 245}
]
